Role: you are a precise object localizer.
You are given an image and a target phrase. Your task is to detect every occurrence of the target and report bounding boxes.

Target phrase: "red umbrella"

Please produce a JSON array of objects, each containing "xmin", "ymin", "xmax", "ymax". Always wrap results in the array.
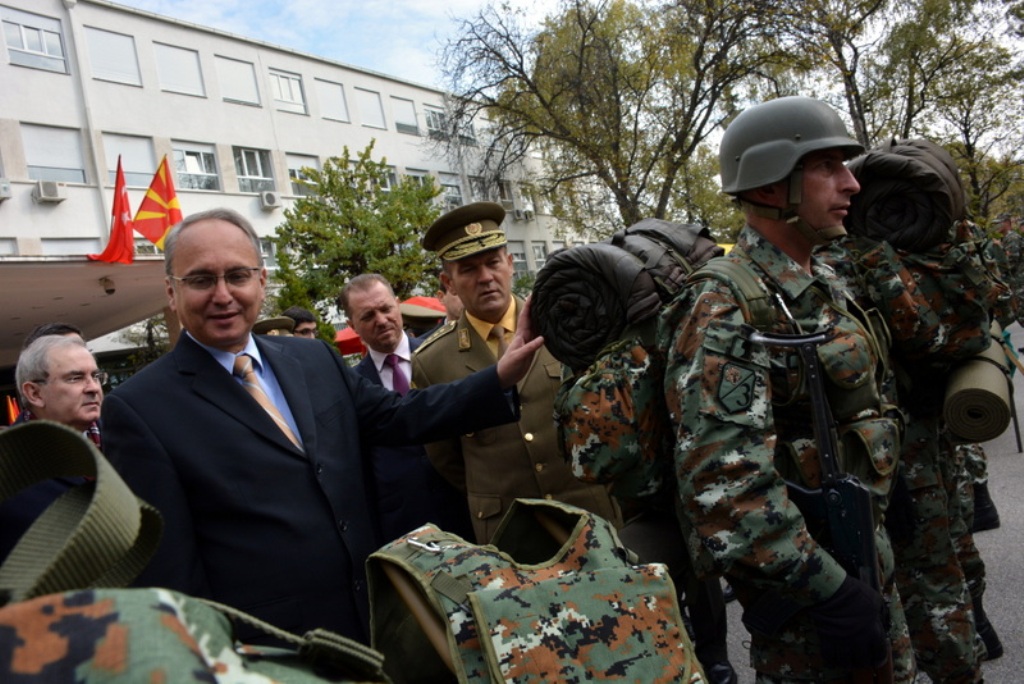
[{"xmin": 334, "ymin": 327, "xmax": 366, "ymax": 356}]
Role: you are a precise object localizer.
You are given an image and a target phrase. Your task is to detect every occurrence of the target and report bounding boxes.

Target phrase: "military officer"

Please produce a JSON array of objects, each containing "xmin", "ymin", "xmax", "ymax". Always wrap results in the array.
[{"xmin": 412, "ymin": 201, "xmax": 621, "ymax": 544}]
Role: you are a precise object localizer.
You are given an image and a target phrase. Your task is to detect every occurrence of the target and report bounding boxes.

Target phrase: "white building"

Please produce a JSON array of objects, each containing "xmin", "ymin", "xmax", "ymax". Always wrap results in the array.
[{"xmin": 0, "ymin": 0, "xmax": 559, "ymax": 369}]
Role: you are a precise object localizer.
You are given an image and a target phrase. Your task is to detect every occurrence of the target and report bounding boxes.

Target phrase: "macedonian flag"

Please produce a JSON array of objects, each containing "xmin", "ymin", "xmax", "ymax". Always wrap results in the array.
[{"xmin": 134, "ymin": 155, "xmax": 183, "ymax": 249}]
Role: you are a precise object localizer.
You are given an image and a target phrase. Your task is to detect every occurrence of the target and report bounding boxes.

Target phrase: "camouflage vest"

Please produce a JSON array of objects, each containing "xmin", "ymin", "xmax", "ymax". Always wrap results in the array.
[
  {"xmin": 367, "ymin": 498, "xmax": 705, "ymax": 684},
  {"xmin": 554, "ymin": 258, "xmax": 773, "ymax": 503}
]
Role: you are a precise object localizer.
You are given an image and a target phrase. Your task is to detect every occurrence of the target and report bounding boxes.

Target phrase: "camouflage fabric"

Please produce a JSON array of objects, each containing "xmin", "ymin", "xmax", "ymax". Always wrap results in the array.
[
  {"xmin": 657, "ymin": 226, "xmax": 912, "ymax": 681},
  {"xmin": 367, "ymin": 498, "xmax": 705, "ymax": 684},
  {"xmin": 0, "ymin": 587, "xmax": 389, "ymax": 683},
  {"xmin": 999, "ymin": 230, "xmax": 1024, "ymax": 326},
  {"xmin": 554, "ymin": 333, "xmax": 672, "ymax": 502},
  {"xmin": 820, "ymin": 232, "xmax": 995, "ymax": 682}
]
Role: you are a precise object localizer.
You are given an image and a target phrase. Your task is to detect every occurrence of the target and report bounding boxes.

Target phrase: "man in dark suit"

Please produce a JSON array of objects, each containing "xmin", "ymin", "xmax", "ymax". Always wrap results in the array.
[
  {"xmin": 102, "ymin": 208, "xmax": 543, "ymax": 645},
  {"xmin": 339, "ymin": 273, "xmax": 474, "ymax": 543}
]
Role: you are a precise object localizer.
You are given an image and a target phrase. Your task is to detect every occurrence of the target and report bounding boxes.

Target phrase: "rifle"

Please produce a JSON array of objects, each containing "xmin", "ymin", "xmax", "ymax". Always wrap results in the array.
[{"xmin": 747, "ymin": 330, "xmax": 893, "ymax": 684}]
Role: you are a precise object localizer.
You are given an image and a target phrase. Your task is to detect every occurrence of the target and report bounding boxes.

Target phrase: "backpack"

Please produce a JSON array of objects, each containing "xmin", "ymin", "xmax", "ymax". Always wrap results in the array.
[
  {"xmin": 0, "ymin": 421, "xmax": 390, "ymax": 684},
  {"xmin": 367, "ymin": 498, "xmax": 705, "ymax": 684},
  {"xmin": 536, "ymin": 222, "xmax": 773, "ymax": 502}
]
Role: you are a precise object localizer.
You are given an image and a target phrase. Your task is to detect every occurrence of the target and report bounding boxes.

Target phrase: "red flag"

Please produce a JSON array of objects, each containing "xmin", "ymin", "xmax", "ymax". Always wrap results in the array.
[
  {"xmin": 88, "ymin": 156, "xmax": 135, "ymax": 264},
  {"xmin": 6, "ymin": 395, "xmax": 20, "ymax": 425},
  {"xmin": 134, "ymin": 155, "xmax": 182, "ymax": 249}
]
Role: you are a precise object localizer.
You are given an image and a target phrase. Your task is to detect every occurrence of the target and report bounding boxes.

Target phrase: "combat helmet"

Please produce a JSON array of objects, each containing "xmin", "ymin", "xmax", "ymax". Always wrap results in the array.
[{"xmin": 719, "ymin": 96, "xmax": 863, "ymax": 195}]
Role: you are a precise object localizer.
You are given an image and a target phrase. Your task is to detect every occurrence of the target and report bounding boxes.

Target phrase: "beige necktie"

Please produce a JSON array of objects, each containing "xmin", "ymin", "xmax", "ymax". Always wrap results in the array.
[
  {"xmin": 233, "ymin": 354, "xmax": 302, "ymax": 450},
  {"xmin": 489, "ymin": 325, "xmax": 509, "ymax": 360}
]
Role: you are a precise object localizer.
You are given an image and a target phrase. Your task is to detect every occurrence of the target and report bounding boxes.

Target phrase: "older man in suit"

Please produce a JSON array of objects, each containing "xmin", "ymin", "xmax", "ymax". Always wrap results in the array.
[
  {"xmin": 102, "ymin": 208, "xmax": 543, "ymax": 645},
  {"xmin": 339, "ymin": 273, "xmax": 474, "ymax": 543},
  {"xmin": 412, "ymin": 202, "xmax": 620, "ymax": 544}
]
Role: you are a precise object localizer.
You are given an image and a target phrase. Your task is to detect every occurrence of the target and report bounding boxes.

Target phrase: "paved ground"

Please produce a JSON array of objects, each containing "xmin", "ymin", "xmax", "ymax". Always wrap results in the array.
[{"xmin": 721, "ymin": 324, "xmax": 1024, "ymax": 683}]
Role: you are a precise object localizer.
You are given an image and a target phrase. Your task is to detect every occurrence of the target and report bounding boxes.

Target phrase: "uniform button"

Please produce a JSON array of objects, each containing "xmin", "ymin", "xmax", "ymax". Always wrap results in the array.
[
  {"xmin": 316, "ymin": 464, "xmax": 323, "ymax": 475},
  {"xmin": 338, "ymin": 520, "xmax": 348, "ymax": 532},
  {"xmin": 524, "ymin": 432, "xmax": 534, "ymax": 442},
  {"xmin": 535, "ymin": 463, "xmax": 545, "ymax": 472},
  {"xmin": 476, "ymin": 511, "xmax": 485, "ymax": 519}
]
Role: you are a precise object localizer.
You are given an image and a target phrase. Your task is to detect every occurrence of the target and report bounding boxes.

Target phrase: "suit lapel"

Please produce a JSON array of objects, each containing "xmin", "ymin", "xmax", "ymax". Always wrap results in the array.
[{"xmin": 257, "ymin": 337, "xmax": 316, "ymax": 456}]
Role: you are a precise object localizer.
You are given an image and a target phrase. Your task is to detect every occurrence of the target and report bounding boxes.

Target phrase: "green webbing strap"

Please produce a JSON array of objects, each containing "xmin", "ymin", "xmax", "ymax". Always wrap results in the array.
[
  {"xmin": 201, "ymin": 598, "xmax": 388, "ymax": 680},
  {"xmin": 689, "ymin": 258, "xmax": 775, "ymax": 330},
  {"xmin": 0, "ymin": 421, "xmax": 163, "ymax": 603}
]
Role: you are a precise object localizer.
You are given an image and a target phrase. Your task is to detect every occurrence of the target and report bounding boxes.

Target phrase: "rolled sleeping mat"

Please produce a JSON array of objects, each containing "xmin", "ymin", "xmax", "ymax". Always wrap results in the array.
[{"xmin": 944, "ymin": 340, "xmax": 1012, "ymax": 443}]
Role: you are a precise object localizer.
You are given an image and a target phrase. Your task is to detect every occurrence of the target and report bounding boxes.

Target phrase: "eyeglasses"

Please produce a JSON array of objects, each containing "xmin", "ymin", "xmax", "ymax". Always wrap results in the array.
[
  {"xmin": 170, "ymin": 267, "xmax": 261, "ymax": 291},
  {"xmin": 33, "ymin": 371, "xmax": 109, "ymax": 386}
]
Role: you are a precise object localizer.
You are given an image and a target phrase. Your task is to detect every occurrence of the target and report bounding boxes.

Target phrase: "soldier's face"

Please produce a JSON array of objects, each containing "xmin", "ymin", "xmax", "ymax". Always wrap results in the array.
[
  {"xmin": 442, "ymin": 248, "xmax": 514, "ymax": 324},
  {"xmin": 797, "ymin": 149, "xmax": 860, "ymax": 235}
]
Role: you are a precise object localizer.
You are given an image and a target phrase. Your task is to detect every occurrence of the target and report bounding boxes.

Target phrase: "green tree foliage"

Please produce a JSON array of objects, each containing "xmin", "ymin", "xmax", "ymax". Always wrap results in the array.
[
  {"xmin": 272, "ymin": 141, "xmax": 442, "ymax": 324},
  {"xmin": 441, "ymin": 0, "xmax": 788, "ymax": 237}
]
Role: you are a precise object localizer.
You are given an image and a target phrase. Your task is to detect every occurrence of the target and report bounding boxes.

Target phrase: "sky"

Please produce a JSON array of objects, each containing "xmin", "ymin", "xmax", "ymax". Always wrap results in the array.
[{"xmin": 111, "ymin": 0, "xmax": 554, "ymax": 88}]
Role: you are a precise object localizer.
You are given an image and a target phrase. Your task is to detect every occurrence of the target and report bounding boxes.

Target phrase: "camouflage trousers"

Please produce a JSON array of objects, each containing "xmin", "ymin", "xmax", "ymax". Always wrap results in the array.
[
  {"xmin": 960, "ymin": 442, "xmax": 989, "ymax": 485},
  {"xmin": 740, "ymin": 529, "xmax": 916, "ymax": 683},
  {"xmin": 891, "ymin": 418, "xmax": 984, "ymax": 683}
]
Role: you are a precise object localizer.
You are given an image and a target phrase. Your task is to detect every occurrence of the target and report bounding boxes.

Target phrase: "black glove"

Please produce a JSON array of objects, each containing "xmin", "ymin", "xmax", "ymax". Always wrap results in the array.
[
  {"xmin": 883, "ymin": 466, "xmax": 915, "ymax": 545},
  {"xmin": 808, "ymin": 576, "xmax": 887, "ymax": 670}
]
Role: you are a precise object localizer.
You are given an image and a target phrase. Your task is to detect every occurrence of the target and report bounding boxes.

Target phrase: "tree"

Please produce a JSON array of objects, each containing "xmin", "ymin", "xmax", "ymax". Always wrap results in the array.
[
  {"xmin": 272, "ymin": 141, "xmax": 442, "ymax": 325},
  {"xmin": 440, "ymin": 0, "xmax": 789, "ymax": 237}
]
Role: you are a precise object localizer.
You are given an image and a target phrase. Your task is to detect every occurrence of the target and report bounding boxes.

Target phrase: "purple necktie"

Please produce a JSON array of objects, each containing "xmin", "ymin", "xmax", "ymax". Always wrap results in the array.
[{"xmin": 385, "ymin": 353, "xmax": 410, "ymax": 396}]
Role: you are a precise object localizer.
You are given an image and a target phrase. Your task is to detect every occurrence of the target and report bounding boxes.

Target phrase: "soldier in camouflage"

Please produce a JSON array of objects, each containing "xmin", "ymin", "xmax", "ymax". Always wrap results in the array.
[
  {"xmin": 821, "ymin": 149, "xmax": 1007, "ymax": 681},
  {"xmin": 657, "ymin": 96, "xmax": 915, "ymax": 682}
]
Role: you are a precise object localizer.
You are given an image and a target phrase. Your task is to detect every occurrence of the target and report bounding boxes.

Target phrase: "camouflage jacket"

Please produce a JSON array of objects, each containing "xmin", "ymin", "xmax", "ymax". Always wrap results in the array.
[{"xmin": 656, "ymin": 226, "xmax": 900, "ymax": 609}]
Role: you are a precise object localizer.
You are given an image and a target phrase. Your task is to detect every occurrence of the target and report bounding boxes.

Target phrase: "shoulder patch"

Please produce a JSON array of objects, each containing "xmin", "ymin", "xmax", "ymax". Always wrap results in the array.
[
  {"xmin": 718, "ymin": 362, "xmax": 757, "ymax": 413},
  {"xmin": 414, "ymin": 321, "xmax": 456, "ymax": 353}
]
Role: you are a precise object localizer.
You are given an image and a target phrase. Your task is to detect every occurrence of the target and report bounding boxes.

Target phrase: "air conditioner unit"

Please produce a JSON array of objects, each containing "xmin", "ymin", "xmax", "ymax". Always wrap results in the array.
[
  {"xmin": 32, "ymin": 180, "xmax": 67, "ymax": 204},
  {"xmin": 259, "ymin": 190, "xmax": 282, "ymax": 210},
  {"xmin": 523, "ymin": 209, "xmax": 535, "ymax": 221},
  {"xmin": 0, "ymin": 178, "xmax": 11, "ymax": 202},
  {"xmin": 512, "ymin": 208, "xmax": 525, "ymax": 221}
]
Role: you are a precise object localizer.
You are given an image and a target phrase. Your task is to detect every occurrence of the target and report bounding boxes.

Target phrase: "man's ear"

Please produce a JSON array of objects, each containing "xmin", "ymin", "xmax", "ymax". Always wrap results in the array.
[{"xmin": 20, "ymin": 382, "xmax": 44, "ymax": 409}]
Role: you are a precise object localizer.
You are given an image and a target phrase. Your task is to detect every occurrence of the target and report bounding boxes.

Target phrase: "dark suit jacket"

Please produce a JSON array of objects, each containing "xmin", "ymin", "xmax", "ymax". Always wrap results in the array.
[
  {"xmin": 102, "ymin": 334, "xmax": 517, "ymax": 644},
  {"xmin": 355, "ymin": 336, "xmax": 474, "ymax": 543}
]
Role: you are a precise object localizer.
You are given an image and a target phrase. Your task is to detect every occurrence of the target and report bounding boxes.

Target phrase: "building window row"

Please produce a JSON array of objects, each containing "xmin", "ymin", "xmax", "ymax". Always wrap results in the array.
[{"xmin": 16, "ymin": 124, "xmax": 518, "ymax": 214}]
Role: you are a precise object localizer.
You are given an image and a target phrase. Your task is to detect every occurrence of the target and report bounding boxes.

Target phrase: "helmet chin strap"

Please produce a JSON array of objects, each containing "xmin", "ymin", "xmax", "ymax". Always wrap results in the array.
[{"xmin": 736, "ymin": 167, "xmax": 846, "ymax": 246}]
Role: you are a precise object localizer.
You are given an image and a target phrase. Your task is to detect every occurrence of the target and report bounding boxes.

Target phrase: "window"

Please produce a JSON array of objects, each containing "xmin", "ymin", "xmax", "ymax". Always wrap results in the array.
[
  {"xmin": 498, "ymin": 180, "xmax": 515, "ymax": 210},
  {"xmin": 21, "ymin": 124, "xmax": 85, "ymax": 183},
  {"xmin": 173, "ymin": 141, "xmax": 220, "ymax": 190},
  {"xmin": 391, "ymin": 97, "xmax": 418, "ymax": 135},
  {"xmin": 425, "ymin": 107, "xmax": 446, "ymax": 138},
  {"xmin": 2, "ymin": 7, "xmax": 66, "ymax": 73},
  {"xmin": 355, "ymin": 88, "xmax": 386, "ymax": 129},
  {"xmin": 459, "ymin": 121, "xmax": 477, "ymax": 145},
  {"xmin": 286, "ymin": 154, "xmax": 319, "ymax": 196},
  {"xmin": 154, "ymin": 43, "xmax": 204, "ymax": 96},
  {"xmin": 103, "ymin": 133, "xmax": 155, "ymax": 186},
  {"xmin": 84, "ymin": 27, "xmax": 140, "ymax": 85},
  {"xmin": 469, "ymin": 176, "xmax": 488, "ymax": 202},
  {"xmin": 377, "ymin": 166, "xmax": 398, "ymax": 192},
  {"xmin": 507, "ymin": 241, "xmax": 529, "ymax": 277},
  {"xmin": 314, "ymin": 79, "xmax": 349, "ymax": 122},
  {"xmin": 134, "ymin": 238, "xmax": 160, "ymax": 255},
  {"xmin": 404, "ymin": 168, "xmax": 430, "ymax": 187},
  {"xmin": 215, "ymin": 56, "xmax": 260, "ymax": 105},
  {"xmin": 438, "ymin": 173, "xmax": 463, "ymax": 211},
  {"xmin": 532, "ymin": 242, "xmax": 549, "ymax": 271},
  {"xmin": 234, "ymin": 147, "xmax": 275, "ymax": 193},
  {"xmin": 269, "ymin": 68, "xmax": 306, "ymax": 114},
  {"xmin": 260, "ymin": 238, "xmax": 277, "ymax": 269}
]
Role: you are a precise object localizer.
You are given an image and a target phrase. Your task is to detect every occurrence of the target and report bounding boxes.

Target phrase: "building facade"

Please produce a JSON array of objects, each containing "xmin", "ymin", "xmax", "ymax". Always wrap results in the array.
[{"xmin": 0, "ymin": 0, "xmax": 559, "ymax": 362}]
